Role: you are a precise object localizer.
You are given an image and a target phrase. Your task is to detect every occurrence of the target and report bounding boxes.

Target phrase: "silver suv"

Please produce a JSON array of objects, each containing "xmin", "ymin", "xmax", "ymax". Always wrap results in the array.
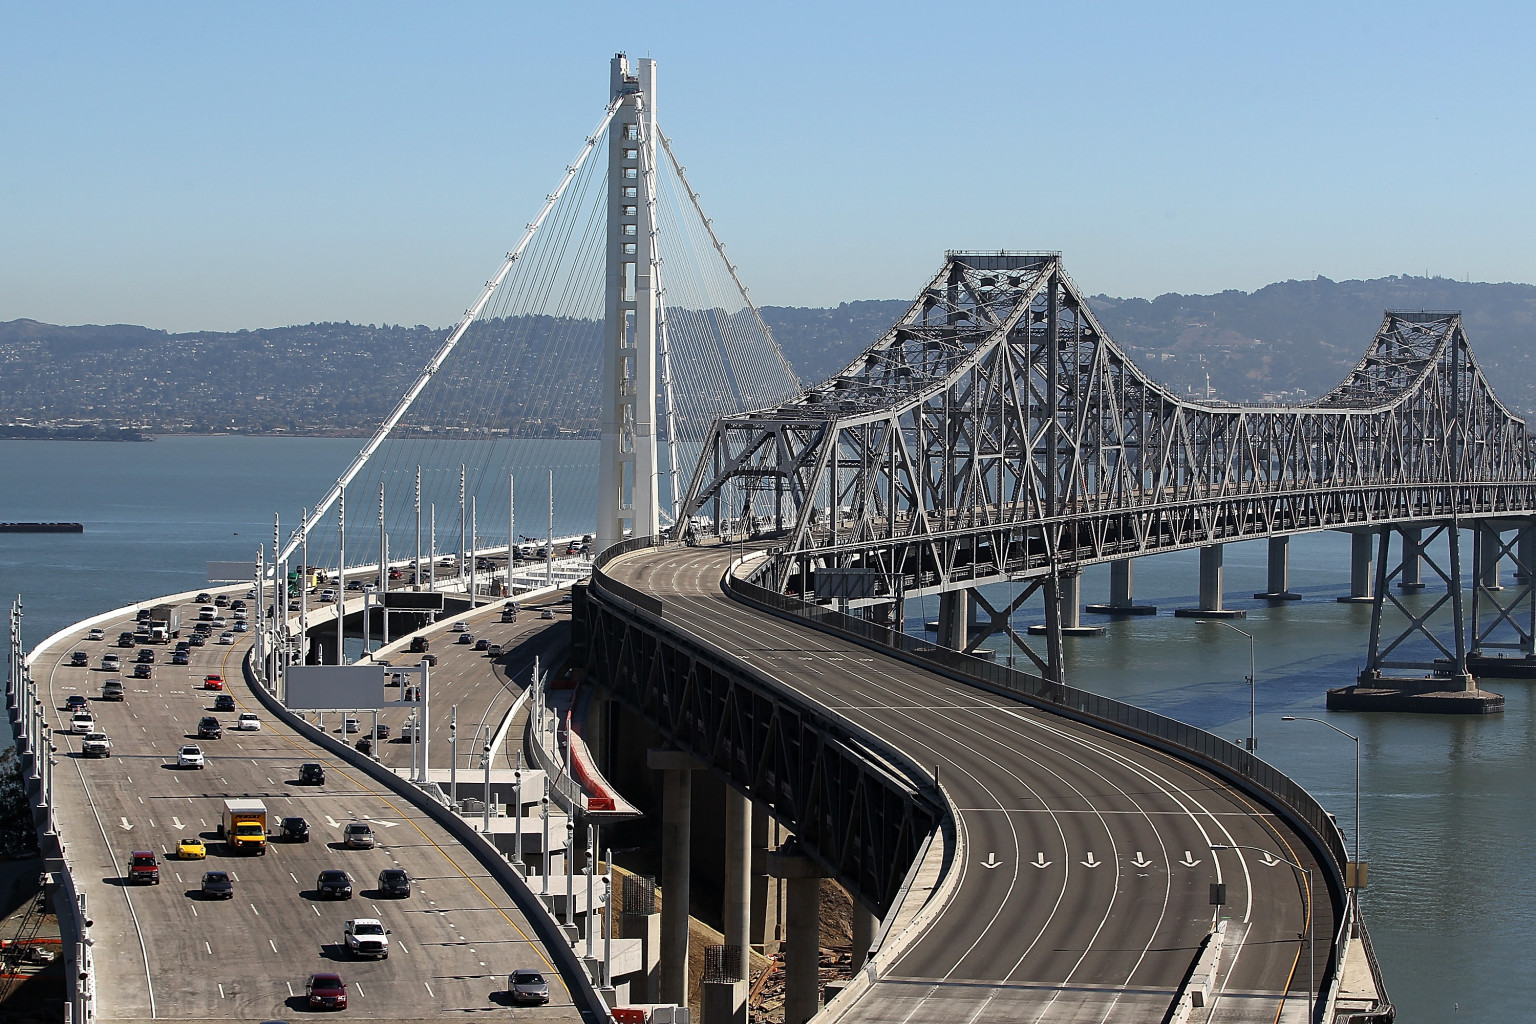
[{"xmin": 342, "ymin": 823, "xmax": 375, "ymax": 850}]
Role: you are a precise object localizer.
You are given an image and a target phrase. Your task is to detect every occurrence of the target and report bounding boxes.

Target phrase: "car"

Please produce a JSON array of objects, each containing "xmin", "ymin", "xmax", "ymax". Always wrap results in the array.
[
  {"xmin": 355, "ymin": 736, "xmax": 373, "ymax": 755},
  {"xmin": 452, "ymin": 620, "xmax": 469, "ymax": 632},
  {"xmin": 235, "ymin": 712, "xmax": 261, "ymax": 731},
  {"xmin": 214, "ymin": 594, "xmax": 230, "ymax": 607},
  {"xmin": 81, "ymin": 732, "xmax": 111, "ymax": 758},
  {"xmin": 419, "ymin": 654, "xmax": 437, "ymax": 667},
  {"xmin": 65, "ymin": 694, "xmax": 88, "ymax": 711},
  {"xmin": 101, "ymin": 653, "xmax": 121, "ymax": 671},
  {"xmin": 177, "ymin": 745, "xmax": 206, "ymax": 769},
  {"xmin": 70, "ymin": 711, "xmax": 94, "ymax": 734},
  {"xmin": 136, "ymin": 608, "xmax": 152, "ymax": 623},
  {"xmin": 211, "ymin": 616, "xmax": 228, "ymax": 628},
  {"xmin": 473, "ymin": 637, "xmax": 490, "ymax": 651},
  {"xmin": 198, "ymin": 605, "xmax": 217, "ymax": 621},
  {"xmin": 345, "ymin": 580, "xmax": 364, "ymax": 591},
  {"xmin": 377, "ymin": 868, "xmax": 411, "ymax": 898},
  {"xmin": 177, "ymin": 837, "xmax": 207, "ymax": 859},
  {"xmin": 343, "ymin": 918, "xmax": 390, "ymax": 959},
  {"xmin": 136, "ymin": 648, "xmax": 156, "ymax": 664},
  {"xmin": 127, "ymin": 850, "xmax": 159, "ymax": 885},
  {"xmin": 507, "ymin": 970, "xmax": 550, "ymax": 1005},
  {"xmin": 486, "ymin": 643, "xmax": 503, "ymax": 657},
  {"xmin": 343, "ymin": 717, "xmax": 360, "ymax": 733},
  {"xmin": 87, "ymin": 628, "xmax": 105, "ymax": 641},
  {"xmin": 342, "ymin": 823, "xmax": 375, "ymax": 850},
  {"xmin": 362, "ymin": 583, "xmax": 376, "ymax": 594},
  {"xmin": 402, "ymin": 685, "xmax": 420, "ymax": 702},
  {"xmin": 69, "ymin": 651, "xmax": 89, "ymax": 667},
  {"xmin": 373, "ymin": 723, "xmax": 391, "ymax": 740},
  {"xmin": 500, "ymin": 609, "xmax": 517, "ymax": 623},
  {"xmin": 306, "ymin": 972, "xmax": 348, "ymax": 1010},
  {"xmin": 299, "ymin": 762, "xmax": 325, "ymax": 785},
  {"xmin": 195, "ymin": 592, "xmax": 212, "ymax": 604},
  {"xmin": 213, "ymin": 693, "xmax": 236, "ymax": 711},
  {"xmin": 456, "ymin": 632, "xmax": 475, "ymax": 645},
  {"xmin": 187, "ymin": 632, "xmax": 206, "ymax": 646},
  {"xmin": 175, "ymin": 639, "xmax": 191, "ymax": 651},
  {"xmin": 217, "ymin": 632, "xmax": 235, "ymax": 645},
  {"xmin": 280, "ymin": 816, "xmax": 310, "ymax": 842},
  {"xmin": 233, "ymin": 621, "xmax": 249, "ymax": 633},
  {"xmin": 316, "ymin": 870, "xmax": 353, "ymax": 900},
  {"xmin": 540, "ymin": 609, "xmax": 555, "ymax": 620},
  {"xmin": 203, "ymin": 674, "xmax": 223, "ymax": 690},
  {"xmin": 230, "ymin": 600, "xmax": 245, "ymax": 612},
  {"xmin": 197, "ymin": 717, "xmax": 223, "ymax": 739},
  {"xmin": 409, "ymin": 636, "xmax": 430, "ymax": 653},
  {"xmin": 201, "ymin": 870, "xmax": 234, "ymax": 899},
  {"xmin": 171, "ymin": 650, "xmax": 190, "ymax": 665},
  {"xmin": 319, "ymin": 589, "xmax": 337, "ymax": 603},
  {"xmin": 132, "ymin": 663, "xmax": 152, "ymax": 679},
  {"xmin": 100, "ymin": 680, "xmax": 124, "ymax": 701},
  {"xmin": 388, "ymin": 567, "xmax": 402, "ymax": 579},
  {"xmin": 398, "ymin": 720, "xmax": 418, "ymax": 741}
]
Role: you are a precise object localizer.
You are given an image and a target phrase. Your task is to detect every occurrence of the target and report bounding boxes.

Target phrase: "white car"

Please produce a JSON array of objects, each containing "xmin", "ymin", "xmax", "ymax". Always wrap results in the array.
[
  {"xmin": 81, "ymin": 732, "xmax": 111, "ymax": 758},
  {"xmin": 344, "ymin": 918, "xmax": 390, "ymax": 959},
  {"xmin": 87, "ymin": 628, "xmax": 105, "ymax": 641},
  {"xmin": 177, "ymin": 745, "xmax": 206, "ymax": 769},
  {"xmin": 217, "ymin": 632, "xmax": 236, "ymax": 645},
  {"xmin": 319, "ymin": 589, "xmax": 337, "ymax": 603},
  {"xmin": 101, "ymin": 653, "xmax": 121, "ymax": 671},
  {"xmin": 452, "ymin": 620, "xmax": 469, "ymax": 632},
  {"xmin": 235, "ymin": 712, "xmax": 261, "ymax": 731},
  {"xmin": 70, "ymin": 712, "xmax": 95, "ymax": 734}
]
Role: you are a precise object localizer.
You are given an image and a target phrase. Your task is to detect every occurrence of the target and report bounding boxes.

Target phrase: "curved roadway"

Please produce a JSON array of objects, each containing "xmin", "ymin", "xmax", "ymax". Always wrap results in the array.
[
  {"xmin": 608, "ymin": 546, "xmax": 1335, "ymax": 1024},
  {"xmin": 36, "ymin": 595, "xmax": 581, "ymax": 1023}
]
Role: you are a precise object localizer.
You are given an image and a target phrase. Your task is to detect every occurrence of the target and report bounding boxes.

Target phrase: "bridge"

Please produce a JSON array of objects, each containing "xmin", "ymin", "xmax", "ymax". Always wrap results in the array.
[{"xmin": 39, "ymin": 49, "xmax": 1536, "ymax": 1024}]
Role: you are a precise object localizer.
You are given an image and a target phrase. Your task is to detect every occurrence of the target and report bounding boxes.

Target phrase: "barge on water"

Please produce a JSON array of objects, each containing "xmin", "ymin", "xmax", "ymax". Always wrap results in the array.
[{"xmin": 0, "ymin": 523, "xmax": 83, "ymax": 533}]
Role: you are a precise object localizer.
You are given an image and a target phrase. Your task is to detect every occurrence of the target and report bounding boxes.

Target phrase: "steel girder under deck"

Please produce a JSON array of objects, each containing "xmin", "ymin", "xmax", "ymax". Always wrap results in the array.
[
  {"xmin": 578, "ymin": 574, "xmax": 942, "ymax": 916},
  {"xmin": 675, "ymin": 250, "xmax": 1536, "ymax": 675}
]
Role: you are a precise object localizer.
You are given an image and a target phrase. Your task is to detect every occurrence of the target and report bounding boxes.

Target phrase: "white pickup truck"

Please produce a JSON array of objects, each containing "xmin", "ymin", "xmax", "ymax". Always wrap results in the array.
[{"xmin": 343, "ymin": 919, "xmax": 390, "ymax": 959}]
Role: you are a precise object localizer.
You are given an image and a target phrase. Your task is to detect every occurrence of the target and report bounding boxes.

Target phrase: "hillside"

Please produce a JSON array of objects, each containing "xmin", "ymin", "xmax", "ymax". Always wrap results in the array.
[{"xmin": 2, "ymin": 274, "xmax": 1533, "ymax": 435}]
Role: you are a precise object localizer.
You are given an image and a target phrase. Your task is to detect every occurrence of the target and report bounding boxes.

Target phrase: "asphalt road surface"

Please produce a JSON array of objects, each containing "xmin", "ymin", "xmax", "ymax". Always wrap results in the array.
[{"xmin": 607, "ymin": 545, "xmax": 1334, "ymax": 1024}]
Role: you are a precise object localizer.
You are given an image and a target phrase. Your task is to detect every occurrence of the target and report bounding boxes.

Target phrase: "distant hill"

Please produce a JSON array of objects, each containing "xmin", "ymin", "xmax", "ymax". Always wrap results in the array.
[{"xmin": 2, "ymin": 274, "xmax": 1533, "ymax": 434}]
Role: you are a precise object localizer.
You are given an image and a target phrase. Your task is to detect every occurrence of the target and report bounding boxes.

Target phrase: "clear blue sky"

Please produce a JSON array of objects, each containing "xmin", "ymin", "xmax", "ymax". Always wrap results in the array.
[{"xmin": 4, "ymin": 1, "xmax": 1533, "ymax": 332}]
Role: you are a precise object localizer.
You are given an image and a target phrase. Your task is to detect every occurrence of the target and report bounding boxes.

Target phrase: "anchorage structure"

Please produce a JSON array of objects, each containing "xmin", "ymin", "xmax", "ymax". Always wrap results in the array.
[{"xmin": 676, "ymin": 250, "xmax": 1536, "ymax": 682}]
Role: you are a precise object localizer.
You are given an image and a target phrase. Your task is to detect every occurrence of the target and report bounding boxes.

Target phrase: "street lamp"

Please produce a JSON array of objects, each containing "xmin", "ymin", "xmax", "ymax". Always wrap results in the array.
[
  {"xmin": 1282, "ymin": 715, "xmax": 1360, "ymax": 869},
  {"xmin": 1198, "ymin": 620, "xmax": 1257, "ymax": 752},
  {"xmin": 1212, "ymin": 844, "xmax": 1312, "ymax": 1021}
]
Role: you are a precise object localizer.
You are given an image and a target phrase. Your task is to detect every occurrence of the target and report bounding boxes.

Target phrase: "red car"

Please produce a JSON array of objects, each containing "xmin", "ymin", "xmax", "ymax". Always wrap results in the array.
[
  {"xmin": 127, "ymin": 850, "xmax": 159, "ymax": 885},
  {"xmin": 203, "ymin": 674, "xmax": 224, "ymax": 691},
  {"xmin": 306, "ymin": 972, "xmax": 347, "ymax": 1010}
]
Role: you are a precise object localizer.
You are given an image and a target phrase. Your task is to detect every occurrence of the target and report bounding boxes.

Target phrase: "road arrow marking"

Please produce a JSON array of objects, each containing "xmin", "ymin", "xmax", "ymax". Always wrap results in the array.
[
  {"xmin": 119, "ymin": 817, "xmax": 133, "ymax": 831},
  {"xmin": 1179, "ymin": 851, "xmax": 1202, "ymax": 868},
  {"xmin": 1032, "ymin": 853, "xmax": 1052, "ymax": 869},
  {"xmin": 1132, "ymin": 852, "xmax": 1153, "ymax": 869},
  {"xmin": 325, "ymin": 815, "xmax": 341, "ymax": 829},
  {"xmin": 1082, "ymin": 852, "xmax": 1101, "ymax": 868},
  {"xmin": 1260, "ymin": 851, "xmax": 1281, "ymax": 867},
  {"xmin": 980, "ymin": 852, "xmax": 1002, "ymax": 870},
  {"xmin": 366, "ymin": 817, "xmax": 399, "ymax": 828}
]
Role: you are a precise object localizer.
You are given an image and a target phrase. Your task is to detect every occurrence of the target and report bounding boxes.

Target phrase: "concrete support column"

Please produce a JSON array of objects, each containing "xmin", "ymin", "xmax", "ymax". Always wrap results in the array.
[
  {"xmin": 648, "ymin": 749, "xmax": 700, "ymax": 1007},
  {"xmin": 937, "ymin": 589, "xmax": 971, "ymax": 651},
  {"xmin": 1059, "ymin": 570, "xmax": 1082, "ymax": 629},
  {"xmin": 769, "ymin": 840, "xmax": 823, "ymax": 1024},
  {"xmin": 851, "ymin": 904, "xmax": 877, "ymax": 967},
  {"xmin": 1254, "ymin": 536, "xmax": 1302, "ymax": 600},
  {"xmin": 1338, "ymin": 531, "xmax": 1375, "ymax": 603},
  {"xmin": 1175, "ymin": 544, "xmax": 1245, "ymax": 619},
  {"xmin": 623, "ymin": 900, "xmax": 662, "ymax": 1002},
  {"xmin": 723, "ymin": 788, "xmax": 751, "ymax": 955},
  {"xmin": 1398, "ymin": 527, "xmax": 1426, "ymax": 591},
  {"xmin": 1479, "ymin": 524, "xmax": 1504, "ymax": 591},
  {"xmin": 749, "ymin": 804, "xmax": 771, "ymax": 948},
  {"xmin": 1517, "ymin": 523, "xmax": 1536, "ymax": 582},
  {"xmin": 1087, "ymin": 558, "xmax": 1156, "ymax": 615}
]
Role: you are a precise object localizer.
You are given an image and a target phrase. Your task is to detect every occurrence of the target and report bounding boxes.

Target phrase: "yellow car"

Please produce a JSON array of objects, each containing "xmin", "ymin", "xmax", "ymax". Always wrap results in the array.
[{"xmin": 177, "ymin": 837, "xmax": 207, "ymax": 860}]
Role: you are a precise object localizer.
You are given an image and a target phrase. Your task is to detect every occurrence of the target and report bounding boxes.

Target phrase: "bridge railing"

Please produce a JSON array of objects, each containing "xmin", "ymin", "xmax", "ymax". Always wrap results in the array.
[
  {"xmin": 725, "ymin": 559, "xmax": 1351, "ymax": 879},
  {"xmin": 592, "ymin": 535, "xmax": 667, "ymax": 617}
]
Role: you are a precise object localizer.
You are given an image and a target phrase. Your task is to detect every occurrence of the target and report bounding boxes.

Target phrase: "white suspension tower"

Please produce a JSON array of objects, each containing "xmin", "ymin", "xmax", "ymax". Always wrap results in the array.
[{"xmin": 597, "ymin": 53, "xmax": 660, "ymax": 555}]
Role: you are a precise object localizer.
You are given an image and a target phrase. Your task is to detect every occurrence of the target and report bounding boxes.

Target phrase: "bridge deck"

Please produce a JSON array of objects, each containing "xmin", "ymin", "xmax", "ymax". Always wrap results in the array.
[{"xmin": 608, "ymin": 546, "xmax": 1334, "ymax": 1023}]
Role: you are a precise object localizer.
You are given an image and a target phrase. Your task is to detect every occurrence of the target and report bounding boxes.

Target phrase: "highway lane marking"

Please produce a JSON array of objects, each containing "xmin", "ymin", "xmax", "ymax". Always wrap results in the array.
[
  {"xmin": 172, "ymin": 817, "xmax": 184, "ymax": 829},
  {"xmin": 980, "ymin": 853, "xmax": 1002, "ymax": 870},
  {"xmin": 1081, "ymin": 852, "xmax": 1102, "ymax": 868},
  {"xmin": 250, "ymin": 903, "xmax": 259, "ymax": 916},
  {"xmin": 1179, "ymin": 851, "xmax": 1203, "ymax": 867},
  {"xmin": 190, "ymin": 905, "xmax": 198, "ymax": 917},
  {"xmin": 148, "ymin": 818, "xmax": 155, "ymax": 827},
  {"xmin": 270, "ymin": 939, "xmax": 279, "ymax": 953},
  {"xmin": 313, "ymin": 905, "xmax": 321, "ymax": 916},
  {"xmin": 119, "ymin": 817, "xmax": 133, "ymax": 831},
  {"xmin": 286, "ymin": 982, "xmax": 294, "ymax": 997},
  {"xmin": 218, "ymin": 983, "xmax": 224, "ymax": 999},
  {"xmin": 423, "ymin": 981, "xmax": 434, "ymax": 997},
  {"xmin": 1032, "ymin": 853, "xmax": 1052, "ymax": 868},
  {"xmin": 290, "ymin": 872, "xmax": 300, "ymax": 884},
  {"xmin": 354, "ymin": 982, "xmax": 365, "ymax": 998},
  {"xmin": 1132, "ymin": 852, "xmax": 1154, "ymax": 869}
]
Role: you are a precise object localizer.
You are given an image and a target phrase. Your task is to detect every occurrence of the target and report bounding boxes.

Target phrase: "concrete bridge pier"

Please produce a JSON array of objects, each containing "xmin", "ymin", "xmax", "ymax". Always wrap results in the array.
[
  {"xmin": 1086, "ymin": 558, "xmax": 1157, "ymax": 615},
  {"xmin": 1174, "ymin": 545, "xmax": 1245, "ymax": 619},
  {"xmin": 1337, "ymin": 531, "xmax": 1376, "ymax": 603},
  {"xmin": 1397, "ymin": 527, "xmax": 1426, "ymax": 591},
  {"xmin": 1253, "ymin": 537, "xmax": 1302, "ymax": 600},
  {"xmin": 1478, "ymin": 523, "xmax": 1504, "ymax": 591},
  {"xmin": 723, "ymin": 788, "xmax": 752, "ymax": 954},
  {"xmin": 1055, "ymin": 570, "xmax": 1105, "ymax": 636},
  {"xmin": 1517, "ymin": 524, "xmax": 1536, "ymax": 581},
  {"xmin": 936, "ymin": 589, "xmax": 973, "ymax": 650},
  {"xmin": 767, "ymin": 839, "xmax": 823, "ymax": 1024},
  {"xmin": 851, "ymin": 903, "xmax": 877, "ymax": 967},
  {"xmin": 648, "ymin": 748, "xmax": 700, "ymax": 1006}
]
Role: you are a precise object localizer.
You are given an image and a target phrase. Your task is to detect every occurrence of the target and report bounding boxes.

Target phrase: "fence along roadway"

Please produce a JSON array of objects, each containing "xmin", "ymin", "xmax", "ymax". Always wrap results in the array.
[{"xmin": 602, "ymin": 544, "xmax": 1335, "ymax": 1023}]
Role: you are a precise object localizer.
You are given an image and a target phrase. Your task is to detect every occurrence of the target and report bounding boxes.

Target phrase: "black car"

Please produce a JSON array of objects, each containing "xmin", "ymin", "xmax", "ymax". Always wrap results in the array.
[
  {"xmin": 132, "ymin": 664, "xmax": 153, "ymax": 679},
  {"xmin": 200, "ymin": 870, "xmax": 234, "ymax": 899},
  {"xmin": 316, "ymin": 869, "xmax": 353, "ymax": 899},
  {"xmin": 280, "ymin": 816, "xmax": 310, "ymax": 842},
  {"xmin": 377, "ymin": 868, "xmax": 411, "ymax": 898},
  {"xmin": 136, "ymin": 648, "xmax": 156, "ymax": 664},
  {"xmin": 70, "ymin": 651, "xmax": 89, "ymax": 667},
  {"xmin": 117, "ymin": 632, "xmax": 137, "ymax": 648},
  {"xmin": 195, "ymin": 592, "xmax": 211, "ymax": 604},
  {"xmin": 197, "ymin": 716, "xmax": 222, "ymax": 739},
  {"xmin": 299, "ymin": 762, "xmax": 325, "ymax": 786},
  {"xmin": 65, "ymin": 694, "xmax": 88, "ymax": 711},
  {"xmin": 355, "ymin": 736, "xmax": 373, "ymax": 755},
  {"xmin": 473, "ymin": 637, "xmax": 490, "ymax": 651},
  {"xmin": 214, "ymin": 694, "xmax": 236, "ymax": 711},
  {"xmin": 374, "ymin": 723, "xmax": 391, "ymax": 740},
  {"xmin": 187, "ymin": 632, "xmax": 206, "ymax": 647},
  {"xmin": 171, "ymin": 651, "xmax": 190, "ymax": 665},
  {"xmin": 136, "ymin": 608, "xmax": 152, "ymax": 622}
]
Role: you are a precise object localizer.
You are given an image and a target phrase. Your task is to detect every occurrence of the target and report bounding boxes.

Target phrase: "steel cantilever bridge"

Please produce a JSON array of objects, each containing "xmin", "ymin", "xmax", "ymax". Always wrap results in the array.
[{"xmin": 674, "ymin": 250, "xmax": 1536, "ymax": 686}]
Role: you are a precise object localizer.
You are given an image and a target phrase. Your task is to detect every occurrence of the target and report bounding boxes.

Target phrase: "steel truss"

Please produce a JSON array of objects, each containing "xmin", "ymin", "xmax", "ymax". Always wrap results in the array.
[
  {"xmin": 579, "ymin": 575, "xmax": 943, "ymax": 916},
  {"xmin": 674, "ymin": 251, "xmax": 1536, "ymax": 677}
]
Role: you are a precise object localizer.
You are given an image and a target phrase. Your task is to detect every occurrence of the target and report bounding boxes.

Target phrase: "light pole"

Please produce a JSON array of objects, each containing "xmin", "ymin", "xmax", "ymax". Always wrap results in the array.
[
  {"xmin": 1212, "ymin": 844, "xmax": 1312, "ymax": 1021},
  {"xmin": 1283, "ymin": 715, "xmax": 1361, "ymax": 869},
  {"xmin": 1199, "ymin": 619, "xmax": 1257, "ymax": 751}
]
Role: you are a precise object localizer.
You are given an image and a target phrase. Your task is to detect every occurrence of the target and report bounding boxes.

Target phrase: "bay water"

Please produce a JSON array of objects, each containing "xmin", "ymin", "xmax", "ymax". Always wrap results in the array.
[{"xmin": 0, "ymin": 435, "xmax": 1523, "ymax": 1020}]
